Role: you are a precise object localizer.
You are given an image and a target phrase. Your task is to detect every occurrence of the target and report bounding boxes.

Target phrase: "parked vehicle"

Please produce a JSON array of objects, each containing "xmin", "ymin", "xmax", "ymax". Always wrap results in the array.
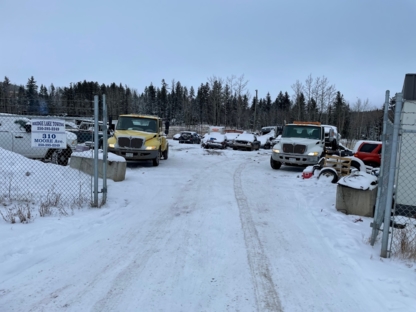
[
  {"xmin": 270, "ymin": 121, "xmax": 325, "ymax": 170},
  {"xmin": 107, "ymin": 114, "xmax": 168, "ymax": 166},
  {"xmin": 322, "ymin": 125, "xmax": 340, "ymax": 150},
  {"xmin": 202, "ymin": 132, "xmax": 227, "ymax": 149},
  {"xmin": 326, "ymin": 143, "xmax": 354, "ymax": 157},
  {"xmin": 224, "ymin": 132, "xmax": 240, "ymax": 148},
  {"xmin": 353, "ymin": 140, "xmax": 382, "ymax": 167},
  {"xmin": 0, "ymin": 115, "xmax": 77, "ymax": 166},
  {"xmin": 259, "ymin": 129, "xmax": 276, "ymax": 149},
  {"xmin": 178, "ymin": 131, "xmax": 201, "ymax": 144},
  {"xmin": 172, "ymin": 133, "xmax": 181, "ymax": 140},
  {"xmin": 66, "ymin": 120, "xmax": 111, "ymax": 147},
  {"xmin": 233, "ymin": 133, "xmax": 260, "ymax": 151},
  {"xmin": 260, "ymin": 125, "xmax": 283, "ymax": 136}
]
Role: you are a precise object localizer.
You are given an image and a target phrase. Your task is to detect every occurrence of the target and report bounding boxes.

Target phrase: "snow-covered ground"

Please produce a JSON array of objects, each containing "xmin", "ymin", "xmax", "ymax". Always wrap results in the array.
[{"xmin": 0, "ymin": 141, "xmax": 415, "ymax": 312}]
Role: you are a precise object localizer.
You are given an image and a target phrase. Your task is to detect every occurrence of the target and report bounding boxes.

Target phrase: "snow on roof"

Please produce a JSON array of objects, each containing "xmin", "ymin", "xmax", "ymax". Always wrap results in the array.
[
  {"xmin": 235, "ymin": 133, "xmax": 256, "ymax": 141},
  {"xmin": 225, "ymin": 132, "xmax": 240, "ymax": 140},
  {"xmin": 202, "ymin": 131, "xmax": 226, "ymax": 142}
]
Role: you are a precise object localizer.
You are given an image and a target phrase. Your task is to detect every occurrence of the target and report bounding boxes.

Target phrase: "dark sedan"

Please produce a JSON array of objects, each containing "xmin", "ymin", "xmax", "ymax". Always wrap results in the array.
[{"xmin": 178, "ymin": 131, "xmax": 201, "ymax": 144}]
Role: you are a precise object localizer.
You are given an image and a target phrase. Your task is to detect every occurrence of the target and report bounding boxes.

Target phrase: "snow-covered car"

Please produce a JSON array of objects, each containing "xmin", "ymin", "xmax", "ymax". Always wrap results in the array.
[
  {"xmin": 258, "ymin": 129, "xmax": 276, "ymax": 149},
  {"xmin": 233, "ymin": 133, "xmax": 260, "ymax": 151},
  {"xmin": 202, "ymin": 132, "xmax": 227, "ymax": 149},
  {"xmin": 172, "ymin": 133, "xmax": 181, "ymax": 140},
  {"xmin": 224, "ymin": 132, "xmax": 240, "ymax": 148},
  {"xmin": 270, "ymin": 134, "xmax": 282, "ymax": 146},
  {"xmin": 178, "ymin": 131, "xmax": 201, "ymax": 144}
]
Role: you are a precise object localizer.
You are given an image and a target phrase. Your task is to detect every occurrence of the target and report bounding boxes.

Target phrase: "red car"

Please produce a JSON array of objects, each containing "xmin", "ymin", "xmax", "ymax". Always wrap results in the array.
[{"xmin": 353, "ymin": 141, "xmax": 382, "ymax": 167}]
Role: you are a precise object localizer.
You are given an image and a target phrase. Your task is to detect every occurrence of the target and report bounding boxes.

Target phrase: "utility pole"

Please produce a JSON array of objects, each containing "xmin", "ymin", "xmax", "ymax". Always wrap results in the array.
[{"xmin": 254, "ymin": 89, "xmax": 258, "ymax": 133}]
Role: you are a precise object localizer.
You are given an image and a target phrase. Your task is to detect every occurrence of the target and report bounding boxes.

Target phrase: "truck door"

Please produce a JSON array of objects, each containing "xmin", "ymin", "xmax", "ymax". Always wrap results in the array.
[
  {"xmin": 0, "ymin": 131, "xmax": 13, "ymax": 152},
  {"xmin": 12, "ymin": 119, "xmax": 48, "ymax": 158}
]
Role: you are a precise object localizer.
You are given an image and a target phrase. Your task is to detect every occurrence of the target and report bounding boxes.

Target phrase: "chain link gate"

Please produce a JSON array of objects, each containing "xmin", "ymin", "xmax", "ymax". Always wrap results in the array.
[
  {"xmin": 390, "ymin": 98, "xmax": 416, "ymax": 259},
  {"xmin": 0, "ymin": 95, "xmax": 108, "ymax": 223},
  {"xmin": 370, "ymin": 91, "xmax": 397, "ymax": 246},
  {"xmin": 372, "ymin": 77, "xmax": 416, "ymax": 259}
]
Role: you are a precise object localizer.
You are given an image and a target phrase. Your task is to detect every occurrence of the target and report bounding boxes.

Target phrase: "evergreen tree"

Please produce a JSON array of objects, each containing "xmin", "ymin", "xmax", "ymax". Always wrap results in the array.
[
  {"xmin": 291, "ymin": 92, "xmax": 306, "ymax": 121},
  {"xmin": 1, "ymin": 76, "xmax": 12, "ymax": 113},
  {"xmin": 26, "ymin": 76, "xmax": 39, "ymax": 114}
]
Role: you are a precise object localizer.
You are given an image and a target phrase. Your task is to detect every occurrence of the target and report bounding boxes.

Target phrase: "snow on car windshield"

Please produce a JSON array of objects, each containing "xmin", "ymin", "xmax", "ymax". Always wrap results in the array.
[
  {"xmin": 203, "ymin": 132, "xmax": 226, "ymax": 142},
  {"xmin": 236, "ymin": 133, "xmax": 255, "ymax": 141}
]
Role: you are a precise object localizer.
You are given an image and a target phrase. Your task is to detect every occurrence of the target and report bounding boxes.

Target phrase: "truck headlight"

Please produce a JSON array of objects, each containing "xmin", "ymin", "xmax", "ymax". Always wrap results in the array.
[
  {"xmin": 146, "ymin": 146, "xmax": 157, "ymax": 150},
  {"xmin": 109, "ymin": 143, "xmax": 115, "ymax": 148},
  {"xmin": 272, "ymin": 148, "xmax": 280, "ymax": 153},
  {"xmin": 308, "ymin": 152, "xmax": 319, "ymax": 156}
]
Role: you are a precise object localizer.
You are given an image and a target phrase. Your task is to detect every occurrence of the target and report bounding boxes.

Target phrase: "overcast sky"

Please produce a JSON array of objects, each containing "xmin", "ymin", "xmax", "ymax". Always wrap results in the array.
[{"xmin": 1, "ymin": 0, "xmax": 415, "ymax": 108}]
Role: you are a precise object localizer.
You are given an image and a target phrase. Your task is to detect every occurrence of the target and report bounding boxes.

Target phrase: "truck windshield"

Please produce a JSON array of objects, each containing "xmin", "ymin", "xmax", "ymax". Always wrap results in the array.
[
  {"xmin": 116, "ymin": 117, "xmax": 157, "ymax": 132},
  {"xmin": 282, "ymin": 125, "xmax": 321, "ymax": 140}
]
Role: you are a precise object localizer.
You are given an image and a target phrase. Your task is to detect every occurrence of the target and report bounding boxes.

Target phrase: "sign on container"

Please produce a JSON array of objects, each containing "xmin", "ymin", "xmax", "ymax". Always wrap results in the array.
[{"xmin": 31, "ymin": 119, "xmax": 66, "ymax": 148}]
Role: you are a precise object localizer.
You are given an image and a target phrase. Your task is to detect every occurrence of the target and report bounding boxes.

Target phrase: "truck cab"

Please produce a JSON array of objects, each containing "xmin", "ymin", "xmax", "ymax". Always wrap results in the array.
[
  {"xmin": 270, "ymin": 121, "xmax": 325, "ymax": 169},
  {"xmin": 107, "ymin": 114, "xmax": 168, "ymax": 166}
]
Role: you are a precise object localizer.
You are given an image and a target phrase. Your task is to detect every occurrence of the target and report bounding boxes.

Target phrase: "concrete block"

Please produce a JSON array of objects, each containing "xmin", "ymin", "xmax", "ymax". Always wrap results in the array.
[
  {"xmin": 69, "ymin": 152, "xmax": 126, "ymax": 182},
  {"xmin": 335, "ymin": 184, "xmax": 378, "ymax": 217}
]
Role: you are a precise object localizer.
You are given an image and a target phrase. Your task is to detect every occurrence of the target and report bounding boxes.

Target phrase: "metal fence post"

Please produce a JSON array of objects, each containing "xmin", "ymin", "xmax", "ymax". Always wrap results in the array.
[
  {"xmin": 102, "ymin": 95, "xmax": 108, "ymax": 204},
  {"xmin": 380, "ymin": 93, "xmax": 402, "ymax": 258},
  {"xmin": 370, "ymin": 91, "xmax": 390, "ymax": 245},
  {"xmin": 93, "ymin": 95, "xmax": 99, "ymax": 207}
]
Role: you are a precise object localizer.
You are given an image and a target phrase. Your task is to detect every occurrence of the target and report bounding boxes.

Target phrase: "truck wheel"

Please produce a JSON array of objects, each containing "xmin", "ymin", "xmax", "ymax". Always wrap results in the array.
[
  {"xmin": 162, "ymin": 146, "xmax": 169, "ymax": 160},
  {"xmin": 152, "ymin": 151, "xmax": 160, "ymax": 166},
  {"xmin": 270, "ymin": 157, "xmax": 282, "ymax": 170},
  {"xmin": 318, "ymin": 168, "xmax": 338, "ymax": 183},
  {"xmin": 52, "ymin": 148, "xmax": 71, "ymax": 166}
]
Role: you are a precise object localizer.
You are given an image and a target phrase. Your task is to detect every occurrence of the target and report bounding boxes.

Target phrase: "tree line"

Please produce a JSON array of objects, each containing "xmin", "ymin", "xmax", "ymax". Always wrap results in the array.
[{"xmin": 0, "ymin": 74, "xmax": 384, "ymax": 140}]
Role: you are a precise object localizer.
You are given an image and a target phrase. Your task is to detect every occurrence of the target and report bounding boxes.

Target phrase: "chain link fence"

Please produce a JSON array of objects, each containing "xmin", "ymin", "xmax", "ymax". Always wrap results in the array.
[
  {"xmin": 390, "ymin": 103, "xmax": 416, "ymax": 259},
  {"xmin": 371, "ymin": 89, "xmax": 416, "ymax": 260},
  {"xmin": 0, "ymin": 98, "xmax": 107, "ymax": 223},
  {"xmin": 370, "ymin": 93, "xmax": 396, "ymax": 246}
]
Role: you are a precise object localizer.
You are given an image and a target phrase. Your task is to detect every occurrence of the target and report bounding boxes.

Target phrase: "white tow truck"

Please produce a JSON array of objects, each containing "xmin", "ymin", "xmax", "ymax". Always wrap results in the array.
[{"xmin": 270, "ymin": 121, "xmax": 326, "ymax": 170}]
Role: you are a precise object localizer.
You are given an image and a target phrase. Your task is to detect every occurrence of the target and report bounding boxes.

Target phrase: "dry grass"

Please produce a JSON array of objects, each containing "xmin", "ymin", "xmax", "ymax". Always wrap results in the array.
[
  {"xmin": 394, "ymin": 227, "xmax": 416, "ymax": 260},
  {"xmin": 0, "ymin": 203, "xmax": 33, "ymax": 224}
]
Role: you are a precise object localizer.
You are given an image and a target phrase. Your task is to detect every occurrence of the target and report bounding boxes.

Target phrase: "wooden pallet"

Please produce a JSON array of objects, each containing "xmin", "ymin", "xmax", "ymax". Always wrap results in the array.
[{"xmin": 323, "ymin": 155, "xmax": 351, "ymax": 177}]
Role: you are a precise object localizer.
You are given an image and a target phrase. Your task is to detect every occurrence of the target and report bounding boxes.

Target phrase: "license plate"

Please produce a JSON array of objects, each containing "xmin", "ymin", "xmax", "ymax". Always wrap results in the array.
[
  {"xmin": 289, "ymin": 157, "xmax": 296, "ymax": 162},
  {"xmin": 126, "ymin": 153, "xmax": 133, "ymax": 157}
]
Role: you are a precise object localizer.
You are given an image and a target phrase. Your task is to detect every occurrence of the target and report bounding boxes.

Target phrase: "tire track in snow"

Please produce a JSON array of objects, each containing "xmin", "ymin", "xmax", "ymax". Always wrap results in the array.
[
  {"xmin": 233, "ymin": 162, "xmax": 283, "ymax": 312},
  {"xmin": 90, "ymin": 155, "xmax": 234, "ymax": 311}
]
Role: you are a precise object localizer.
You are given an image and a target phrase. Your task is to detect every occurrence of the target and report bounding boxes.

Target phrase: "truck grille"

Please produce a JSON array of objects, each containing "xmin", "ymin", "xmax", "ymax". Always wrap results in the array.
[
  {"xmin": 283, "ymin": 144, "xmax": 306, "ymax": 154},
  {"xmin": 118, "ymin": 137, "xmax": 143, "ymax": 148}
]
